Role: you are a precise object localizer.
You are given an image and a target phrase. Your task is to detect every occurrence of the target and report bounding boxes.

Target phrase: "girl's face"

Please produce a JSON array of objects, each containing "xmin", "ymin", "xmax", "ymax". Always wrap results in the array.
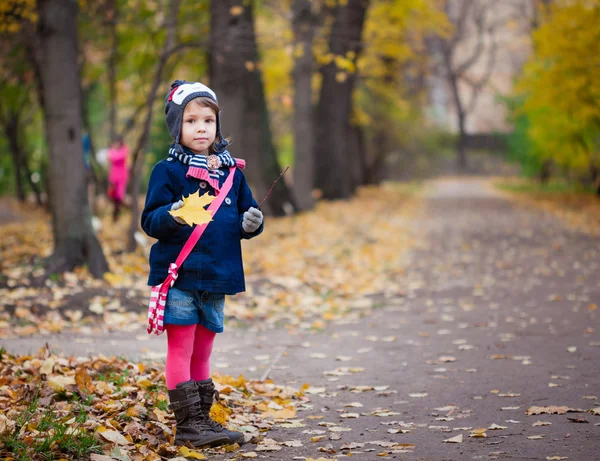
[{"xmin": 180, "ymin": 104, "xmax": 217, "ymax": 155}]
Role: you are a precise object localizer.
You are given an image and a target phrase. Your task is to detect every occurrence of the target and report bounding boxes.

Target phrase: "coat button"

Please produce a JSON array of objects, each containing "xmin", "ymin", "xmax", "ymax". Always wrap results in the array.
[
  {"xmin": 225, "ymin": 197, "xmax": 232, "ymax": 205},
  {"xmin": 218, "ymin": 170, "xmax": 225, "ymax": 176},
  {"xmin": 199, "ymin": 182, "xmax": 207, "ymax": 189}
]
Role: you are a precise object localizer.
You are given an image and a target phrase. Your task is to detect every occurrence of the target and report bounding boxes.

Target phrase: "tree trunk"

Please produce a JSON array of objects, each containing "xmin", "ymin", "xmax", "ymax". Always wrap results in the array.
[
  {"xmin": 291, "ymin": 0, "xmax": 316, "ymax": 211},
  {"xmin": 36, "ymin": 0, "xmax": 108, "ymax": 277},
  {"xmin": 348, "ymin": 123, "xmax": 366, "ymax": 188},
  {"xmin": 457, "ymin": 111, "xmax": 467, "ymax": 171},
  {"xmin": 126, "ymin": 0, "xmax": 182, "ymax": 251},
  {"xmin": 447, "ymin": 66, "xmax": 468, "ymax": 171},
  {"xmin": 21, "ymin": 151, "xmax": 44, "ymax": 206},
  {"xmin": 107, "ymin": 0, "xmax": 118, "ymax": 144},
  {"xmin": 590, "ymin": 165, "xmax": 600, "ymax": 196},
  {"xmin": 314, "ymin": 0, "xmax": 370, "ymax": 200},
  {"xmin": 210, "ymin": 0, "xmax": 297, "ymax": 216},
  {"xmin": 539, "ymin": 159, "xmax": 551, "ymax": 184},
  {"xmin": 4, "ymin": 117, "xmax": 26, "ymax": 202}
]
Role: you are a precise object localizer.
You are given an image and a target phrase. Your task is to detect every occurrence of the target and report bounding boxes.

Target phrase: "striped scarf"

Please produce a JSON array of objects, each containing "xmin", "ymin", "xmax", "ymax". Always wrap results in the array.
[{"xmin": 169, "ymin": 144, "xmax": 242, "ymax": 192}]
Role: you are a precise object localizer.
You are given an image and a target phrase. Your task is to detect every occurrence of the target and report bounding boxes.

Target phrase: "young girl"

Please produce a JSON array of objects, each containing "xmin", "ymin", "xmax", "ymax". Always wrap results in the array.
[{"xmin": 141, "ymin": 80, "xmax": 264, "ymax": 448}]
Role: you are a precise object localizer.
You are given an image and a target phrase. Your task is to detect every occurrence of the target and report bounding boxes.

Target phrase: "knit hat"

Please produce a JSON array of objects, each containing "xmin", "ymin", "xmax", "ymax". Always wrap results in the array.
[{"xmin": 164, "ymin": 80, "xmax": 229, "ymax": 154}]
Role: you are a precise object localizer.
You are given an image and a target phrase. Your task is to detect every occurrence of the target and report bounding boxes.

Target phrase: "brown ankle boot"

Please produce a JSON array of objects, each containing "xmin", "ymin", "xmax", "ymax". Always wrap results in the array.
[
  {"xmin": 168, "ymin": 380, "xmax": 230, "ymax": 447},
  {"xmin": 195, "ymin": 378, "xmax": 245, "ymax": 445}
]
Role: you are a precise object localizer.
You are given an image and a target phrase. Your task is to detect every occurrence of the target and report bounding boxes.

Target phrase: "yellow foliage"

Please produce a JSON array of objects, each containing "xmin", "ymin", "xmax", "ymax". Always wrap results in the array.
[
  {"xmin": 356, "ymin": 0, "xmax": 449, "ymax": 129},
  {"xmin": 216, "ymin": 373, "xmax": 248, "ymax": 388},
  {"xmin": 516, "ymin": 0, "xmax": 600, "ymax": 173},
  {"xmin": 0, "ymin": 0, "xmax": 37, "ymax": 33},
  {"xmin": 210, "ymin": 401, "xmax": 231, "ymax": 425},
  {"xmin": 178, "ymin": 446, "xmax": 206, "ymax": 459}
]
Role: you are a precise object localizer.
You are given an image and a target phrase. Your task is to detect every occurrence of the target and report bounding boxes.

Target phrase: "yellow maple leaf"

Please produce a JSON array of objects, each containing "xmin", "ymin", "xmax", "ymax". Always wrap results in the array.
[
  {"xmin": 169, "ymin": 192, "xmax": 215, "ymax": 226},
  {"xmin": 178, "ymin": 446, "xmax": 206, "ymax": 459}
]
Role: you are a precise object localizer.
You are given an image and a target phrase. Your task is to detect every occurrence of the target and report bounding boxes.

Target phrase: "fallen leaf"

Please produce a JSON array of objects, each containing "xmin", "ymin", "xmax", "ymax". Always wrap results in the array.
[
  {"xmin": 526, "ymin": 406, "xmax": 584, "ymax": 415},
  {"xmin": 281, "ymin": 440, "xmax": 303, "ymax": 447},
  {"xmin": 98, "ymin": 430, "xmax": 131, "ymax": 446},
  {"xmin": 469, "ymin": 428, "xmax": 487, "ymax": 438},
  {"xmin": 532, "ymin": 421, "xmax": 552, "ymax": 427},
  {"xmin": 443, "ymin": 434, "xmax": 463, "ymax": 443},
  {"xmin": 488, "ymin": 424, "xmax": 507, "ymax": 430},
  {"xmin": 178, "ymin": 446, "xmax": 206, "ymax": 459},
  {"xmin": 47, "ymin": 375, "xmax": 76, "ymax": 391},
  {"xmin": 566, "ymin": 417, "xmax": 588, "ymax": 423}
]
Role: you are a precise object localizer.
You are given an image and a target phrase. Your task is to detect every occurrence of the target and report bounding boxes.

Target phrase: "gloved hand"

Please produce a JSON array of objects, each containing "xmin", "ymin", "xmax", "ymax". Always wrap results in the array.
[
  {"xmin": 171, "ymin": 199, "xmax": 186, "ymax": 225},
  {"xmin": 242, "ymin": 207, "xmax": 263, "ymax": 233}
]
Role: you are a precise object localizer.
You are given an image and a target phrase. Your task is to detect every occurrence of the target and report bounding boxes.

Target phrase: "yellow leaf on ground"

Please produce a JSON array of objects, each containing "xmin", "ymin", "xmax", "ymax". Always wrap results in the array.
[
  {"xmin": 178, "ymin": 446, "xmax": 206, "ymax": 459},
  {"xmin": 169, "ymin": 192, "xmax": 215, "ymax": 226},
  {"xmin": 210, "ymin": 401, "xmax": 231, "ymax": 425}
]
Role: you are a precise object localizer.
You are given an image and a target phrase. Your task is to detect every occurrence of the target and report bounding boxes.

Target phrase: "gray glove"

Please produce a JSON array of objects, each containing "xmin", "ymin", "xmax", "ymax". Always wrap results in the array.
[
  {"xmin": 171, "ymin": 199, "xmax": 186, "ymax": 225},
  {"xmin": 242, "ymin": 207, "xmax": 263, "ymax": 233}
]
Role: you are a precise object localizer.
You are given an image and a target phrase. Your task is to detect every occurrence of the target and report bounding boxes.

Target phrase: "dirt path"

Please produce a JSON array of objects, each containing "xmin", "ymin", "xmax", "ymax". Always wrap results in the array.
[{"xmin": 2, "ymin": 179, "xmax": 599, "ymax": 460}]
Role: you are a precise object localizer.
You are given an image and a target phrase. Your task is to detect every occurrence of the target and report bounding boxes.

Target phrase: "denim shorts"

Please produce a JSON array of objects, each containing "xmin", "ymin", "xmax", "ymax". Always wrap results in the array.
[{"xmin": 163, "ymin": 288, "xmax": 226, "ymax": 333}]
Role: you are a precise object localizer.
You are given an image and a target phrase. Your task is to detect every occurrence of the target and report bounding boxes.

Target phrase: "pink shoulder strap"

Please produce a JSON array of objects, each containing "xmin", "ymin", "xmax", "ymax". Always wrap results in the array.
[{"xmin": 174, "ymin": 166, "xmax": 236, "ymax": 269}]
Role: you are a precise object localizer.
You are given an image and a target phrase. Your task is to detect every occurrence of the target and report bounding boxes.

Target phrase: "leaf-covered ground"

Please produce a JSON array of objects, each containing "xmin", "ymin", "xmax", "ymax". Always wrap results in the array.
[
  {"xmin": 2, "ymin": 178, "xmax": 600, "ymax": 460},
  {"xmin": 0, "ymin": 183, "xmax": 419, "ymax": 338}
]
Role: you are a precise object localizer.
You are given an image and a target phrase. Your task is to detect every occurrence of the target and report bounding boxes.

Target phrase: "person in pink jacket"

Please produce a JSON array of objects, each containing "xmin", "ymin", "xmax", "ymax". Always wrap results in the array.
[{"xmin": 107, "ymin": 138, "xmax": 129, "ymax": 222}]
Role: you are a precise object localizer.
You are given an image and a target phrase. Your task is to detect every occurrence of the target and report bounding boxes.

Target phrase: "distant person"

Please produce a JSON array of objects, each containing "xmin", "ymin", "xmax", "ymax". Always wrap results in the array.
[
  {"xmin": 107, "ymin": 137, "xmax": 129, "ymax": 222},
  {"xmin": 141, "ymin": 80, "xmax": 263, "ymax": 448},
  {"xmin": 82, "ymin": 130, "xmax": 92, "ymax": 170}
]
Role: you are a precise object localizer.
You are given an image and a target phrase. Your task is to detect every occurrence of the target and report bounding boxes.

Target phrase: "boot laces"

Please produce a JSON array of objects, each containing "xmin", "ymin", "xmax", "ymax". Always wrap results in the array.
[{"xmin": 202, "ymin": 389, "xmax": 225, "ymax": 431}]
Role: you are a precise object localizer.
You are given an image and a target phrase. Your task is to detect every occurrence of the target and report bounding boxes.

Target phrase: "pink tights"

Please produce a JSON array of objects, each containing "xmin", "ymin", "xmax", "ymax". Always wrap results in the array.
[{"xmin": 165, "ymin": 323, "xmax": 216, "ymax": 389}]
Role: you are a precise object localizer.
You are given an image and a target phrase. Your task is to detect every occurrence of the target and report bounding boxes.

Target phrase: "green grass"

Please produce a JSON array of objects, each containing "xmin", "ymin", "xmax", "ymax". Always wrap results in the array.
[
  {"xmin": 98, "ymin": 368, "xmax": 130, "ymax": 391},
  {"xmin": 495, "ymin": 179, "xmax": 595, "ymax": 195},
  {"xmin": 0, "ymin": 390, "xmax": 101, "ymax": 461},
  {"xmin": 155, "ymin": 397, "xmax": 169, "ymax": 412}
]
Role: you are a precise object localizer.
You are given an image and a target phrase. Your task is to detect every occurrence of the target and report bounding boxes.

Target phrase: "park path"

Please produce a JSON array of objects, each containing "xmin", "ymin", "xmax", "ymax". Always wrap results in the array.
[{"xmin": 3, "ymin": 178, "xmax": 599, "ymax": 460}]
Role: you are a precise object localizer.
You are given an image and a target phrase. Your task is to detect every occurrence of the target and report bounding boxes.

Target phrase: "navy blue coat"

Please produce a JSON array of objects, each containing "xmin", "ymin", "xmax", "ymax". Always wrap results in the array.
[{"xmin": 141, "ymin": 156, "xmax": 263, "ymax": 294}]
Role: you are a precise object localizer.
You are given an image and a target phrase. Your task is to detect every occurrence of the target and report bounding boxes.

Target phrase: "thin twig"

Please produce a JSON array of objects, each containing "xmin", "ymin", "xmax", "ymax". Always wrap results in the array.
[{"xmin": 259, "ymin": 166, "xmax": 289, "ymax": 208}]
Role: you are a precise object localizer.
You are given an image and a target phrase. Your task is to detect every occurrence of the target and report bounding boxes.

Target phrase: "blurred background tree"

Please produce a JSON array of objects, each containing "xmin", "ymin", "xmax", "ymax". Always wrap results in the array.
[
  {"xmin": 0, "ymin": 0, "xmax": 597, "ymax": 276},
  {"xmin": 510, "ymin": 0, "xmax": 600, "ymax": 194}
]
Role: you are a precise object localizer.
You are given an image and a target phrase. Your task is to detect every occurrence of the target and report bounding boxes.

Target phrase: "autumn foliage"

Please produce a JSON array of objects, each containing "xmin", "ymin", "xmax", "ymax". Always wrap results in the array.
[{"xmin": 513, "ymin": 0, "xmax": 600, "ymax": 187}]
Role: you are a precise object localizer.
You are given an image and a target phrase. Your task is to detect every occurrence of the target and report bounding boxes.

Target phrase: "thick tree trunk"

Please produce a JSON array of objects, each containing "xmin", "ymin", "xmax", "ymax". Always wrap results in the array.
[
  {"xmin": 37, "ymin": 0, "xmax": 108, "ymax": 277},
  {"xmin": 291, "ymin": 0, "xmax": 316, "ymax": 211},
  {"xmin": 210, "ymin": 0, "xmax": 297, "ymax": 216},
  {"xmin": 315, "ymin": 0, "xmax": 370, "ymax": 200}
]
